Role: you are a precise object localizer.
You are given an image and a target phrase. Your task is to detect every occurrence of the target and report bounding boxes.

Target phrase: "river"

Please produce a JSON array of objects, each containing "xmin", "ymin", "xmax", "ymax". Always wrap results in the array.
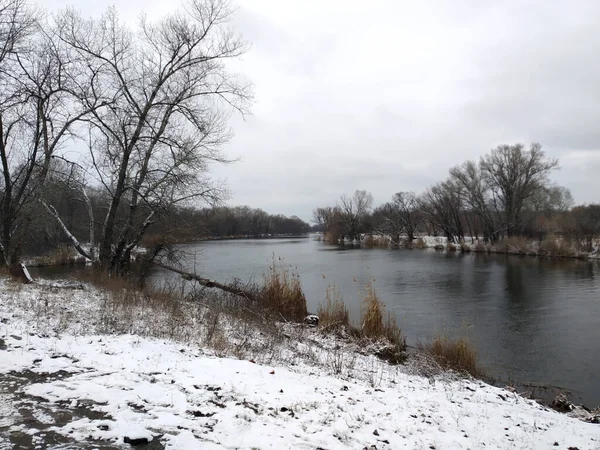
[{"xmin": 32, "ymin": 235, "xmax": 600, "ymax": 407}]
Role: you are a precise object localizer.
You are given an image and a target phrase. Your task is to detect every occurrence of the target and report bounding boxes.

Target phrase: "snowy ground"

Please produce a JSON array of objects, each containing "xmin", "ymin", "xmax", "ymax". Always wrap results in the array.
[{"xmin": 1, "ymin": 277, "xmax": 599, "ymax": 449}]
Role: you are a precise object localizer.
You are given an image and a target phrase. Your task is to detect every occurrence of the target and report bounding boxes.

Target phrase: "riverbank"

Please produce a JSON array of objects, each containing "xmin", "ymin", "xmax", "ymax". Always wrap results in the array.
[
  {"xmin": 321, "ymin": 234, "xmax": 600, "ymax": 261},
  {"xmin": 1, "ymin": 276, "xmax": 599, "ymax": 449}
]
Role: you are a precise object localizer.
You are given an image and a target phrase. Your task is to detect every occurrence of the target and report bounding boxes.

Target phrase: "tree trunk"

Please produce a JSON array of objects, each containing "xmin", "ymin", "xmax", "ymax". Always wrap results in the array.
[{"xmin": 153, "ymin": 261, "xmax": 257, "ymax": 301}]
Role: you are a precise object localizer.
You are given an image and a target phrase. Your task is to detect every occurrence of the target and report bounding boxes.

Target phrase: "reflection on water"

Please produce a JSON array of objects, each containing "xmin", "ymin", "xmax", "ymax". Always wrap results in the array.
[{"xmin": 31, "ymin": 236, "xmax": 600, "ymax": 407}]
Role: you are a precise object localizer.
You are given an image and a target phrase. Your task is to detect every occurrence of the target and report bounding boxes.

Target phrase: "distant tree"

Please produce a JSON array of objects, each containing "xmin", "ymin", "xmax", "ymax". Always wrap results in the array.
[
  {"xmin": 480, "ymin": 143, "xmax": 558, "ymax": 236},
  {"xmin": 419, "ymin": 180, "xmax": 464, "ymax": 243},
  {"xmin": 338, "ymin": 190, "xmax": 373, "ymax": 242},
  {"xmin": 568, "ymin": 204, "xmax": 600, "ymax": 251},
  {"xmin": 373, "ymin": 192, "xmax": 422, "ymax": 243},
  {"xmin": 372, "ymin": 202, "xmax": 404, "ymax": 244},
  {"xmin": 391, "ymin": 192, "xmax": 422, "ymax": 241},
  {"xmin": 450, "ymin": 161, "xmax": 500, "ymax": 243},
  {"xmin": 313, "ymin": 206, "xmax": 343, "ymax": 241}
]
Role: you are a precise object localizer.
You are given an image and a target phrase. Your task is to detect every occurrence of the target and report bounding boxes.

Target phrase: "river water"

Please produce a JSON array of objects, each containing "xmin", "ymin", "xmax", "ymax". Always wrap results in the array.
[{"xmin": 31, "ymin": 235, "xmax": 600, "ymax": 407}]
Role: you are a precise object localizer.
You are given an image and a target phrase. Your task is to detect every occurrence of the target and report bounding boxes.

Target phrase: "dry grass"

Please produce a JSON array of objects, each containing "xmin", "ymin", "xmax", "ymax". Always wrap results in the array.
[
  {"xmin": 362, "ymin": 235, "xmax": 389, "ymax": 248},
  {"xmin": 446, "ymin": 243, "xmax": 458, "ymax": 252},
  {"xmin": 361, "ymin": 282, "xmax": 384, "ymax": 338},
  {"xmin": 4, "ymin": 267, "xmax": 414, "ymax": 388},
  {"xmin": 423, "ymin": 333, "xmax": 482, "ymax": 378},
  {"xmin": 261, "ymin": 260, "xmax": 307, "ymax": 322},
  {"xmin": 460, "ymin": 242, "xmax": 472, "ymax": 253},
  {"xmin": 71, "ymin": 269, "xmax": 292, "ymax": 362},
  {"xmin": 475, "ymin": 242, "xmax": 489, "ymax": 253},
  {"xmin": 361, "ymin": 282, "xmax": 405, "ymax": 349},
  {"xmin": 413, "ymin": 238, "xmax": 427, "ymax": 249},
  {"xmin": 323, "ymin": 231, "xmax": 342, "ymax": 243},
  {"xmin": 317, "ymin": 284, "xmax": 350, "ymax": 332},
  {"xmin": 494, "ymin": 236, "xmax": 533, "ymax": 255},
  {"xmin": 28, "ymin": 246, "xmax": 87, "ymax": 267},
  {"xmin": 539, "ymin": 234, "xmax": 576, "ymax": 257}
]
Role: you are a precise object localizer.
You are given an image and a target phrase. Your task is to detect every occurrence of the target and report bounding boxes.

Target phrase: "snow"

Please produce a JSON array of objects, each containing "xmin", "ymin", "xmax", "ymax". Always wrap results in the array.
[{"xmin": 1, "ymin": 278, "xmax": 599, "ymax": 449}]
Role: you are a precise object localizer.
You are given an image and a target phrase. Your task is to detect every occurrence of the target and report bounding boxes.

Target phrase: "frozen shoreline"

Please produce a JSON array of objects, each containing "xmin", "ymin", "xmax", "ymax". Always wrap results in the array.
[{"xmin": 1, "ymin": 278, "xmax": 599, "ymax": 449}]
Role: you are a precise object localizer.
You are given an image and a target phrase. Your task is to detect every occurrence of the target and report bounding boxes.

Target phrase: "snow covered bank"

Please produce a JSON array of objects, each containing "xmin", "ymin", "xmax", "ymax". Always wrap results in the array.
[{"xmin": 1, "ymin": 278, "xmax": 599, "ymax": 449}]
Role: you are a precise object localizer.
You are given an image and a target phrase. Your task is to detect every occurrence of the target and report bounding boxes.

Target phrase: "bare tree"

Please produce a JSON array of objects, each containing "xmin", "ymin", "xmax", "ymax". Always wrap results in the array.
[
  {"xmin": 391, "ymin": 191, "xmax": 422, "ymax": 242},
  {"xmin": 419, "ymin": 180, "xmax": 464, "ymax": 243},
  {"xmin": 449, "ymin": 161, "xmax": 500, "ymax": 243},
  {"xmin": 569, "ymin": 204, "xmax": 600, "ymax": 252},
  {"xmin": 313, "ymin": 205, "xmax": 343, "ymax": 241},
  {"xmin": 372, "ymin": 202, "xmax": 404, "ymax": 245},
  {"xmin": 338, "ymin": 190, "xmax": 373, "ymax": 242},
  {"xmin": 0, "ymin": 0, "xmax": 37, "ymax": 265},
  {"xmin": 373, "ymin": 192, "xmax": 422, "ymax": 243},
  {"xmin": 48, "ymin": 0, "xmax": 252, "ymax": 273},
  {"xmin": 0, "ymin": 1, "xmax": 98, "ymax": 265},
  {"xmin": 481, "ymin": 143, "xmax": 558, "ymax": 236},
  {"xmin": 0, "ymin": 0, "xmax": 37, "ymax": 63}
]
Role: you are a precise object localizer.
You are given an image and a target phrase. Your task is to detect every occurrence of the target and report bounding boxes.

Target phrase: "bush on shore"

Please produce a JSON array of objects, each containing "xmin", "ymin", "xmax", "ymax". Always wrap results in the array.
[
  {"xmin": 423, "ymin": 333, "xmax": 482, "ymax": 378},
  {"xmin": 539, "ymin": 234, "xmax": 576, "ymax": 257},
  {"xmin": 361, "ymin": 282, "xmax": 406, "ymax": 349},
  {"xmin": 317, "ymin": 284, "xmax": 350, "ymax": 332},
  {"xmin": 261, "ymin": 260, "xmax": 307, "ymax": 322}
]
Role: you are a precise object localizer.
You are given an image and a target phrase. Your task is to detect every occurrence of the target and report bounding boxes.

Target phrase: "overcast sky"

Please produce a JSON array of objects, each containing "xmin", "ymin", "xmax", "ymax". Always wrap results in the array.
[{"xmin": 44, "ymin": 0, "xmax": 600, "ymax": 222}]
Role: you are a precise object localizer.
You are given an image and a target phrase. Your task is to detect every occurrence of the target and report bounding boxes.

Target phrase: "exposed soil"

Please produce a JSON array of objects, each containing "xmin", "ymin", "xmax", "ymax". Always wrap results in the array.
[{"xmin": 0, "ymin": 368, "xmax": 165, "ymax": 449}]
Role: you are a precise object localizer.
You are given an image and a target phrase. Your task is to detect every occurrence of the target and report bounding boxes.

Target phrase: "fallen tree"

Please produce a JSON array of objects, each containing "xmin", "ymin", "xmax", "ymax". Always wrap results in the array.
[{"xmin": 152, "ymin": 261, "xmax": 257, "ymax": 302}]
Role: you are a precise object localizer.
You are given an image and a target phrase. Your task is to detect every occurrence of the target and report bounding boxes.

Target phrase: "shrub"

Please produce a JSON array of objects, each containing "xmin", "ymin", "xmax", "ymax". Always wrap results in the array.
[
  {"xmin": 30, "ymin": 245, "xmax": 87, "ymax": 267},
  {"xmin": 424, "ymin": 333, "xmax": 482, "ymax": 378},
  {"xmin": 413, "ymin": 238, "xmax": 427, "ymax": 249},
  {"xmin": 446, "ymin": 243, "xmax": 458, "ymax": 252},
  {"xmin": 494, "ymin": 236, "xmax": 532, "ymax": 255},
  {"xmin": 361, "ymin": 282, "xmax": 384, "ymax": 338},
  {"xmin": 460, "ymin": 242, "xmax": 471, "ymax": 253},
  {"xmin": 539, "ymin": 234, "xmax": 576, "ymax": 257},
  {"xmin": 317, "ymin": 284, "xmax": 350, "ymax": 332},
  {"xmin": 323, "ymin": 231, "xmax": 341, "ymax": 243},
  {"xmin": 261, "ymin": 260, "xmax": 307, "ymax": 322},
  {"xmin": 475, "ymin": 242, "xmax": 489, "ymax": 253}
]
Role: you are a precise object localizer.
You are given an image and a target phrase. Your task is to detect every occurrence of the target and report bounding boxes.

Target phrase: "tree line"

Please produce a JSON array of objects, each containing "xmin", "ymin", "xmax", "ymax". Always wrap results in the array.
[
  {"xmin": 0, "ymin": 0, "xmax": 251, "ymax": 273},
  {"xmin": 1, "ymin": 169, "xmax": 311, "ymax": 260},
  {"xmin": 314, "ymin": 143, "xmax": 600, "ymax": 252}
]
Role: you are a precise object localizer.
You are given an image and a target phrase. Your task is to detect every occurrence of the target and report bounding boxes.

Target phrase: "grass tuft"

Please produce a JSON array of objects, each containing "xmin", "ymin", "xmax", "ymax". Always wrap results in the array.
[
  {"xmin": 539, "ymin": 234, "xmax": 576, "ymax": 257},
  {"xmin": 413, "ymin": 238, "xmax": 427, "ymax": 249},
  {"xmin": 261, "ymin": 259, "xmax": 307, "ymax": 322},
  {"xmin": 494, "ymin": 236, "xmax": 533, "ymax": 255},
  {"xmin": 361, "ymin": 282, "xmax": 405, "ymax": 349},
  {"xmin": 424, "ymin": 333, "xmax": 482, "ymax": 378},
  {"xmin": 317, "ymin": 284, "xmax": 350, "ymax": 332}
]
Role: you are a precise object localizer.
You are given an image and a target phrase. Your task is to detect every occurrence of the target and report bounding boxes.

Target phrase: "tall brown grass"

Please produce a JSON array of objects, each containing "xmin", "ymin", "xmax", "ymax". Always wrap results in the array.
[
  {"xmin": 362, "ymin": 235, "xmax": 388, "ymax": 248},
  {"xmin": 29, "ymin": 245, "xmax": 87, "ymax": 267},
  {"xmin": 494, "ymin": 236, "xmax": 533, "ymax": 255},
  {"xmin": 317, "ymin": 284, "xmax": 350, "ymax": 332},
  {"xmin": 413, "ymin": 238, "xmax": 427, "ymax": 249},
  {"xmin": 475, "ymin": 242, "xmax": 489, "ymax": 253},
  {"xmin": 539, "ymin": 234, "xmax": 576, "ymax": 257},
  {"xmin": 261, "ymin": 260, "xmax": 307, "ymax": 322},
  {"xmin": 424, "ymin": 333, "xmax": 482, "ymax": 378},
  {"xmin": 361, "ymin": 282, "xmax": 405, "ymax": 348}
]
